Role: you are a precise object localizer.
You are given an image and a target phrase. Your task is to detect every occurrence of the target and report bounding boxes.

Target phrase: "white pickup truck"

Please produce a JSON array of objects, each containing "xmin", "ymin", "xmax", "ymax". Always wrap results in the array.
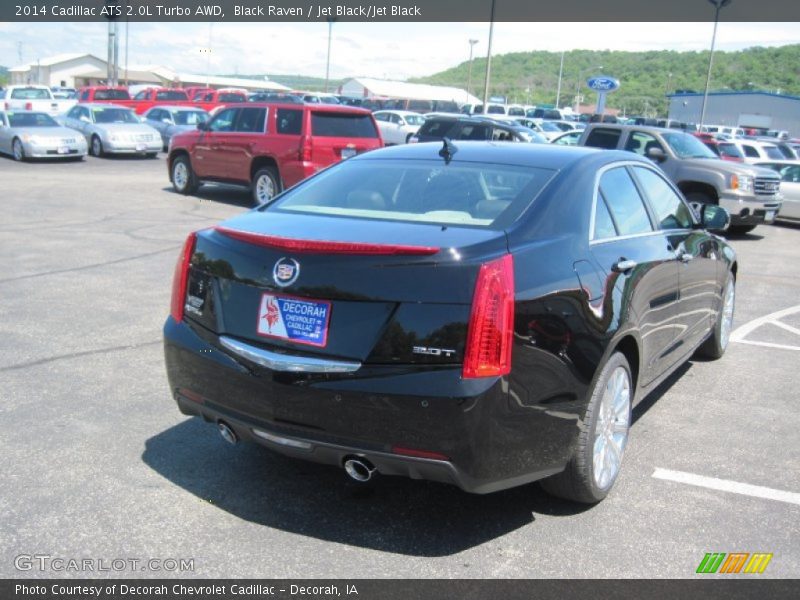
[{"xmin": 2, "ymin": 85, "xmax": 78, "ymax": 116}]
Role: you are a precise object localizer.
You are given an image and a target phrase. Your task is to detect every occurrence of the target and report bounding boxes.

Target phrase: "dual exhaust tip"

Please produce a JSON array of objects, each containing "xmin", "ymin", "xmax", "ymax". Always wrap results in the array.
[{"xmin": 217, "ymin": 420, "xmax": 377, "ymax": 483}]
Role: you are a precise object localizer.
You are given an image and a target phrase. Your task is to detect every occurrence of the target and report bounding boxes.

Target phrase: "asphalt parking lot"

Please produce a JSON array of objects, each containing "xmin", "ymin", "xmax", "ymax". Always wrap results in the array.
[{"xmin": 0, "ymin": 154, "xmax": 798, "ymax": 579}]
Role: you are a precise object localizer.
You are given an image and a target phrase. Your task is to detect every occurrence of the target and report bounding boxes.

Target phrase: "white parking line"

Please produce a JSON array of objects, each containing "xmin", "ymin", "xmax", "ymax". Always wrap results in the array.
[
  {"xmin": 652, "ymin": 468, "xmax": 800, "ymax": 506},
  {"xmin": 730, "ymin": 303, "xmax": 800, "ymax": 351}
]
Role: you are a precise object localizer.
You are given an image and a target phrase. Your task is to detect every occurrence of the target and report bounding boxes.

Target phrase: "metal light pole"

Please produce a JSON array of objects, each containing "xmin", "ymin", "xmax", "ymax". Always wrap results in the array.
[
  {"xmin": 555, "ymin": 50, "xmax": 565, "ymax": 108},
  {"xmin": 574, "ymin": 65, "xmax": 602, "ymax": 113},
  {"xmin": 481, "ymin": 0, "xmax": 496, "ymax": 114},
  {"xmin": 325, "ymin": 19, "xmax": 335, "ymax": 93},
  {"xmin": 466, "ymin": 38, "xmax": 479, "ymax": 100},
  {"xmin": 699, "ymin": 0, "xmax": 732, "ymax": 129}
]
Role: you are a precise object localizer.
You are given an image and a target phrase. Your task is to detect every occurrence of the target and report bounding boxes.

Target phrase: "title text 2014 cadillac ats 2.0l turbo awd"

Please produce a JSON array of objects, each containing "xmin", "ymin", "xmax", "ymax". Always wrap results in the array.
[{"xmin": 163, "ymin": 142, "xmax": 736, "ymax": 503}]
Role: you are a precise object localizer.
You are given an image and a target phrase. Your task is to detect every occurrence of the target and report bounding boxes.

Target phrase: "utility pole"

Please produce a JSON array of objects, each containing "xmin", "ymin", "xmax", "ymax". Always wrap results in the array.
[
  {"xmin": 325, "ymin": 19, "xmax": 335, "ymax": 93},
  {"xmin": 467, "ymin": 38, "xmax": 479, "ymax": 100},
  {"xmin": 555, "ymin": 50, "xmax": 565, "ymax": 108},
  {"xmin": 700, "ymin": 0, "xmax": 732, "ymax": 129},
  {"xmin": 481, "ymin": 0, "xmax": 496, "ymax": 114}
]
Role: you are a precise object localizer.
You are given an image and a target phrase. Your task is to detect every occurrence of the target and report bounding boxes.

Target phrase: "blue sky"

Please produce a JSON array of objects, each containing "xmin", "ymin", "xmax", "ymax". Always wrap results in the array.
[{"xmin": 1, "ymin": 22, "xmax": 798, "ymax": 80}]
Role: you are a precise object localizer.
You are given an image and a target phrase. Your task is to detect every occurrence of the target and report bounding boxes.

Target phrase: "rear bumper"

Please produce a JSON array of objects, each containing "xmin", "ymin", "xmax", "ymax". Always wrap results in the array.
[{"xmin": 163, "ymin": 317, "xmax": 575, "ymax": 494}]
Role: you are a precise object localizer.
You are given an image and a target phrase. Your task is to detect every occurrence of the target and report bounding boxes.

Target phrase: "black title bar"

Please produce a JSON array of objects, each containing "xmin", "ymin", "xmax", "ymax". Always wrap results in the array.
[{"xmin": 3, "ymin": 0, "xmax": 800, "ymax": 22}]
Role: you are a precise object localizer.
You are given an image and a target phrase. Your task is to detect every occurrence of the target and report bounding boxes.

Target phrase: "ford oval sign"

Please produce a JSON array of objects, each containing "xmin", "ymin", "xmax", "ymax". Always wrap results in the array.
[{"xmin": 586, "ymin": 77, "xmax": 620, "ymax": 92}]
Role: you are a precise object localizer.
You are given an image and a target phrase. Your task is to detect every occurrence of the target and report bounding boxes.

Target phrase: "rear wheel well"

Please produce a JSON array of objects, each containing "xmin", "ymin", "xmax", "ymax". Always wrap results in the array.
[
  {"xmin": 612, "ymin": 335, "xmax": 640, "ymax": 395},
  {"xmin": 678, "ymin": 181, "xmax": 718, "ymax": 204},
  {"xmin": 250, "ymin": 156, "xmax": 281, "ymax": 186}
]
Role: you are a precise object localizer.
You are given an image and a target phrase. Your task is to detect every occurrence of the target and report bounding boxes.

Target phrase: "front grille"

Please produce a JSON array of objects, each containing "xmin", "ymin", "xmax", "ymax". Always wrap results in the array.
[{"xmin": 754, "ymin": 177, "xmax": 780, "ymax": 195}]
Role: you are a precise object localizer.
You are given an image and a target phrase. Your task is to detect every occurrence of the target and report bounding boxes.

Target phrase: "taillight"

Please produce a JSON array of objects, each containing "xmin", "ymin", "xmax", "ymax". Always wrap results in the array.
[
  {"xmin": 462, "ymin": 254, "xmax": 515, "ymax": 379},
  {"xmin": 170, "ymin": 232, "xmax": 197, "ymax": 322},
  {"xmin": 299, "ymin": 135, "xmax": 312, "ymax": 162}
]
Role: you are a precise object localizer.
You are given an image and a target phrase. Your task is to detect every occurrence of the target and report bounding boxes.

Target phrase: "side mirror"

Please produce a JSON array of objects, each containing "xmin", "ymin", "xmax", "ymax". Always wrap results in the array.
[
  {"xmin": 646, "ymin": 146, "xmax": 667, "ymax": 162},
  {"xmin": 692, "ymin": 203, "xmax": 730, "ymax": 232}
]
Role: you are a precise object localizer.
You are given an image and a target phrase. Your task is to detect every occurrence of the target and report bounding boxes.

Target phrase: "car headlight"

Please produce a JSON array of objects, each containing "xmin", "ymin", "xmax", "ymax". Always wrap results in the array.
[{"xmin": 731, "ymin": 174, "xmax": 753, "ymax": 193}]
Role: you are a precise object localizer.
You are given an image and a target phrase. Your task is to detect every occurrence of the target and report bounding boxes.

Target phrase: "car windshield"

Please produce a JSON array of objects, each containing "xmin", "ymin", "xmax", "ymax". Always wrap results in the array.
[
  {"xmin": 218, "ymin": 93, "xmax": 245, "ymax": 102},
  {"xmin": 92, "ymin": 108, "xmax": 139, "ymax": 124},
  {"xmin": 268, "ymin": 158, "xmax": 555, "ymax": 228},
  {"xmin": 10, "ymin": 88, "xmax": 51, "ymax": 100},
  {"xmin": 8, "ymin": 112, "xmax": 58, "ymax": 127},
  {"xmin": 662, "ymin": 132, "xmax": 717, "ymax": 159},
  {"xmin": 404, "ymin": 114, "xmax": 426, "ymax": 126},
  {"xmin": 172, "ymin": 110, "xmax": 208, "ymax": 126}
]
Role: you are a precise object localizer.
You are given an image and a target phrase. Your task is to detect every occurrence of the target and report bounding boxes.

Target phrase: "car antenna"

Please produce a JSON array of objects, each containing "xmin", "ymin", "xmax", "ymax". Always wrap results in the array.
[{"xmin": 439, "ymin": 137, "xmax": 458, "ymax": 164}]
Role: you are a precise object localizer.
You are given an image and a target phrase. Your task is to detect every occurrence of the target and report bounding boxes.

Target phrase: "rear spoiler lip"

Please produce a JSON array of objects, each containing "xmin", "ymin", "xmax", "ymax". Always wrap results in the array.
[{"xmin": 214, "ymin": 226, "xmax": 440, "ymax": 256}]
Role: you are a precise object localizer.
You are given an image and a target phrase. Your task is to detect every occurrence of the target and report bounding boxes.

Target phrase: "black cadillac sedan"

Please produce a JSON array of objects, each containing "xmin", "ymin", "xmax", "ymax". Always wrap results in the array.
[{"xmin": 163, "ymin": 141, "xmax": 736, "ymax": 504}]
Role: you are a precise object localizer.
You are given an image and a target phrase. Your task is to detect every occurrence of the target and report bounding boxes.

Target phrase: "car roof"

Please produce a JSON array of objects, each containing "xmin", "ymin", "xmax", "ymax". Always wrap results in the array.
[
  {"xmin": 245, "ymin": 102, "xmax": 370, "ymax": 114},
  {"xmin": 350, "ymin": 139, "xmax": 619, "ymax": 170}
]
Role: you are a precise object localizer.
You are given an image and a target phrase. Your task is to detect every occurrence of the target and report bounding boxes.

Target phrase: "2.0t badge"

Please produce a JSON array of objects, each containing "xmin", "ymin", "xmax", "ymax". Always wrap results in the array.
[{"xmin": 273, "ymin": 257, "xmax": 300, "ymax": 287}]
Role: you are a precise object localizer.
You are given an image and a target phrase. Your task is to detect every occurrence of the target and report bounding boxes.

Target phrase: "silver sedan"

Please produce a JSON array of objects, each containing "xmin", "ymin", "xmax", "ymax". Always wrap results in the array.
[
  {"xmin": 755, "ymin": 160, "xmax": 800, "ymax": 221},
  {"xmin": 0, "ymin": 110, "xmax": 87, "ymax": 161},
  {"xmin": 61, "ymin": 103, "xmax": 162, "ymax": 157},
  {"xmin": 142, "ymin": 105, "xmax": 209, "ymax": 151}
]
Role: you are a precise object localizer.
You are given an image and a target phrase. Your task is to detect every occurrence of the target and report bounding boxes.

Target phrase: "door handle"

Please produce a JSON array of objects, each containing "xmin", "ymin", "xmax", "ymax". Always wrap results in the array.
[{"xmin": 612, "ymin": 259, "xmax": 638, "ymax": 273}]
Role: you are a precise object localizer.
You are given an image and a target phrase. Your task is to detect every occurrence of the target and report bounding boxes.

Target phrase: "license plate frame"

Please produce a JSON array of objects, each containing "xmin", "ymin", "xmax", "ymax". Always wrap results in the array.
[{"xmin": 256, "ymin": 293, "xmax": 332, "ymax": 348}]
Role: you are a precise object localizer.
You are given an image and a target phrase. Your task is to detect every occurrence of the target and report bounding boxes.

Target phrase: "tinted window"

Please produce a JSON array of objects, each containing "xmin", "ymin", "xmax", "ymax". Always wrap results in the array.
[
  {"xmin": 92, "ymin": 107, "xmax": 138, "ymax": 124},
  {"xmin": 208, "ymin": 108, "xmax": 237, "ymax": 132},
  {"xmin": 234, "ymin": 107, "xmax": 266, "ymax": 133},
  {"xmin": 310, "ymin": 112, "xmax": 378, "ymax": 138},
  {"xmin": 598, "ymin": 168, "xmax": 653, "ymax": 236},
  {"xmin": 417, "ymin": 119, "xmax": 456, "ymax": 138},
  {"xmin": 455, "ymin": 123, "xmax": 490, "ymax": 141},
  {"xmin": 593, "ymin": 196, "xmax": 618, "ymax": 240},
  {"xmin": 779, "ymin": 165, "xmax": 800, "ymax": 182},
  {"xmin": 218, "ymin": 92, "xmax": 246, "ymax": 103},
  {"xmin": 155, "ymin": 90, "xmax": 189, "ymax": 101},
  {"xmin": 95, "ymin": 89, "xmax": 130, "ymax": 100},
  {"xmin": 173, "ymin": 110, "xmax": 208, "ymax": 126},
  {"xmin": 662, "ymin": 132, "xmax": 716, "ymax": 158},
  {"xmin": 269, "ymin": 158, "xmax": 554, "ymax": 229},
  {"xmin": 632, "ymin": 167, "xmax": 693, "ymax": 230},
  {"xmin": 276, "ymin": 109, "xmax": 303, "ymax": 135},
  {"xmin": 764, "ymin": 146, "xmax": 784, "ymax": 160},
  {"xmin": 408, "ymin": 100, "xmax": 432, "ymax": 112},
  {"xmin": 585, "ymin": 128, "xmax": 621, "ymax": 150},
  {"xmin": 742, "ymin": 145, "xmax": 760, "ymax": 158},
  {"xmin": 67, "ymin": 106, "xmax": 81, "ymax": 119},
  {"xmin": 133, "ymin": 91, "xmax": 148, "ymax": 100},
  {"xmin": 80, "ymin": 90, "xmax": 90, "ymax": 101},
  {"xmin": 373, "ymin": 112, "xmax": 389, "ymax": 122},
  {"xmin": 717, "ymin": 143, "xmax": 743, "ymax": 159}
]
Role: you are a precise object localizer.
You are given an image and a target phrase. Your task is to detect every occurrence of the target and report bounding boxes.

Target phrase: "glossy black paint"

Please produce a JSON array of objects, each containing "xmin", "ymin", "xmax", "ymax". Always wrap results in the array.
[{"xmin": 163, "ymin": 142, "xmax": 736, "ymax": 494}]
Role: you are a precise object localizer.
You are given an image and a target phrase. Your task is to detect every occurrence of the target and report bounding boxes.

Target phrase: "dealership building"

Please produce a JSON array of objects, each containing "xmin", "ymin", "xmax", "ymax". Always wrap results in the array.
[{"xmin": 667, "ymin": 90, "xmax": 800, "ymax": 135}]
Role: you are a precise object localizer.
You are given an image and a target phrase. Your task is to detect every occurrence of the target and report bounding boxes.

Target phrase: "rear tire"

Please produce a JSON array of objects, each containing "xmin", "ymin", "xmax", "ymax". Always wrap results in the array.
[
  {"xmin": 171, "ymin": 155, "xmax": 198, "ymax": 195},
  {"xmin": 12, "ymin": 138, "xmax": 25, "ymax": 162},
  {"xmin": 90, "ymin": 135, "xmax": 104, "ymax": 157},
  {"xmin": 252, "ymin": 166, "xmax": 281, "ymax": 206},
  {"xmin": 696, "ymin": 272, "xmax": 735, "ymax": 360},
  {"xmin": 540, "ymin": 352, "xmax": 632, "ymax": 504},
  {"xmin": 727, "ymin": 224, "xmax": 757, "ymax": 235}
]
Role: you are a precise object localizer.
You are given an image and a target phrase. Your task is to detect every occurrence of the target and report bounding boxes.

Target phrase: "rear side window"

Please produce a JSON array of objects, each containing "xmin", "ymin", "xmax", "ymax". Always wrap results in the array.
[
  {"xmin": 742, "ymin": 145, "xmax": 760, "ymax": 158},
  {"xmin": 764, "ymin": 146, "xmax": 783, "ymax": 160},
  {"xmin": 310, "ymin": 112, "xmax": 378, "ymax": 138},
  {"xmin": 455, "ymin": 123, "xmax": 490, "ymax": 141},
  {"xmin": 156, "ymin": 91, "xmax": 189, "ymax": 101},
  {"xmin": 717, "ymin": 143, "xmax": 743, "ymax": 159},
  {"xmin": 631, "ymin": 167, "xmax": 694, "ymax": 230},
  {"xmin": 593, "ymin": 196, "xmax": 618, "ymax": 240},
  {"xmin": 598, "ymin": 168, "xmax": 653, "ymax": 236},
  {"xmin": 276, "ymin": 109, "xmax": 303, "ymax": 135},
  {"xmin": 585, "ymin": 128, "xmax": 621, "ymax": 150}
]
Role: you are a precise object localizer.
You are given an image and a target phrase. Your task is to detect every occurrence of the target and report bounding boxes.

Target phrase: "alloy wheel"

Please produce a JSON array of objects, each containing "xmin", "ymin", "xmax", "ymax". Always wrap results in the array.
[{"xmin": 593, "ymin": 366, "xmax": 631, "ymax": 490}]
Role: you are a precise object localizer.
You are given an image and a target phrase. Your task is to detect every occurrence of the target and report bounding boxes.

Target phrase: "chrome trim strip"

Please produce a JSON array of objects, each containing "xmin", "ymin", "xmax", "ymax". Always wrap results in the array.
[{"xmin": 219, "ymin": 336, "xmax": 361, "ymax": 373}]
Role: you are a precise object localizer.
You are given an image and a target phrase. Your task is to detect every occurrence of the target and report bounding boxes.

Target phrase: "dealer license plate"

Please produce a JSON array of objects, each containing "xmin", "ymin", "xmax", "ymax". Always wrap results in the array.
[
  {"xmin": 340, "ymin": 147, "xmax": 356, "ymax": 159},
  {"xmin": 135, "ymin": 143, "xmax": 147, "ymax": 152},
  {"xmin": 57, "ymin": 146, "xmax": 69, "ymax": 155},
  {"xmin": 256, "ymin": 293, "xmax": 331, "ymax": 347}
]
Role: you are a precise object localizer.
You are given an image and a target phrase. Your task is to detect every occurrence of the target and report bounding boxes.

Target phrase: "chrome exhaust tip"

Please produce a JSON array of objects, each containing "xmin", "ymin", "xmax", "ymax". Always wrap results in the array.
[
  {"xmin": 343, "ymin": 457, "xmax": 376, "ymax": 482},
  {"xmin": 217, "ymin": 421, "xmax": 238, "ymax": 445}
]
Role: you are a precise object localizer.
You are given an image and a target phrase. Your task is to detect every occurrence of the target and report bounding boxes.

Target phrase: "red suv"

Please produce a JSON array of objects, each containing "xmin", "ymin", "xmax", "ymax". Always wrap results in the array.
[{"xmin": 167, "ymin": 103, "xmax": 383, "ymax": 205}]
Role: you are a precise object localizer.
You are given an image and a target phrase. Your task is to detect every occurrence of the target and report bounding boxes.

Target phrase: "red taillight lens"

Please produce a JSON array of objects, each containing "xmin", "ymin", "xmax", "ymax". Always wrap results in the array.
[
  {"xmin": 462, "ymin": 254, "xmax": 515, "ymax": 379},
  {"xmin": 391, "ymin": 446, "xmax": 449, "ymax": 461},
  {"xmin": 25, "ymin": 102, "xmax": 33, "ymax": 110},
  {"xmin": 170, "ymin": 232, "xmax": 197, "ymax": 322},
  {"xmin": 299, "ymin": 135, "xmax": 312, "ymax": 162}
]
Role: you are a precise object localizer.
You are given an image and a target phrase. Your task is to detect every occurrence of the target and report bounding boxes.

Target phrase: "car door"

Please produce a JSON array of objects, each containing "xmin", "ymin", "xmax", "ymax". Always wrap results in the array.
[
  {"xmin": 0, "ymin": 112, "xmax": 10, "ymax": 154},
  {"xmin": 192, "ymin": 106, "xmax": 238, "ymax": 179},
  {"xmin": 215, "ymin": 106, "xmax": 266, "ymax": 182},
  {"xmin": 589, "ymin": 165, "xmax": 682, "ymax": 386},
  {"xmin": 630, "ymin": 165, "xmax": 720, "ymax": 356}
]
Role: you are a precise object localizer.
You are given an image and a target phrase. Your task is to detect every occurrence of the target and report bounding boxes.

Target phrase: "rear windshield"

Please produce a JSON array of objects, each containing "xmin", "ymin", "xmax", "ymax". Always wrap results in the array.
[
  {"xmin": 95, "ymin": 89, "xmax": 131, "ymax": 100},
  {"xmin": 310, "ymin": 112, "xmax": 378, "ymax": 138},
  {"xmin": 10, "ymin": 88, "xmax": 51, "ymax": 100},
  {"xmin": 218, "ymin": 93, "xmax": 246, "ymax": 102},
  {"xmin": 7, "ymin": 112, "xmax": 58, "ymax": 127},
  {"xmin": 417, "ymin": 119, "xmax": 456, "ymax": 138},
  {"xmin": 155, "ymin": 91, "xmax": 188, "ymax": 101},
  {"xmin": 717, "ymin": 143, "xmax": 743, "ymax": 159},
  {"xmin": 268, "ymin": 158, "xmax": 554, "ymax": 229}
]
